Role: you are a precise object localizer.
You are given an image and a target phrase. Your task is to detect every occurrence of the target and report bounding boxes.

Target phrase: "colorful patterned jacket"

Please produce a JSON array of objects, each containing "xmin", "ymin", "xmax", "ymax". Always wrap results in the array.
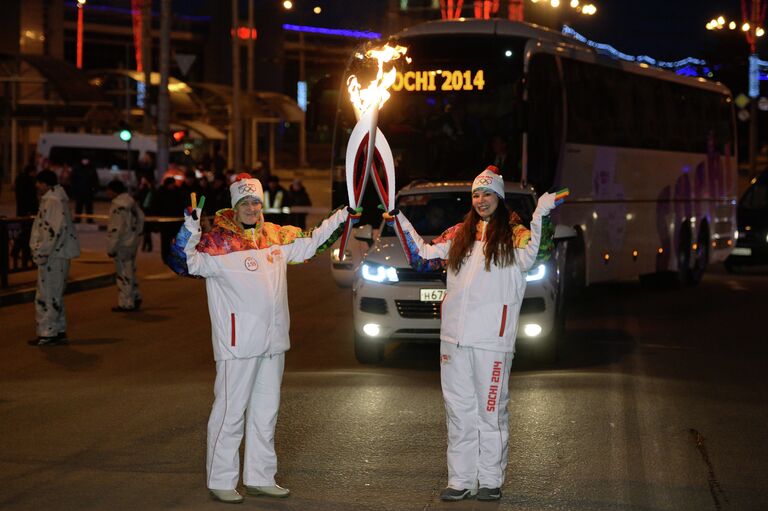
[
  {"xmin": 392, "ymin": 209, "xmax": 553, "ymax": 353},
  {"xmin": 169, "ymin": 207, "xmax": 348, "ymax": 361}
]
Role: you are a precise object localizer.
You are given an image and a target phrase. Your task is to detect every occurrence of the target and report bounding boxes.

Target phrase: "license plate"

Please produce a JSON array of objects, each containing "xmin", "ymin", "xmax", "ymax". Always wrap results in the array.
[
  {"xmin": 420, "ymin": 289, "xmax": 446, "ymax": 302},
  {"xmin": 732, "ymin": 247, "xmax": 752, "ymax": 256}
]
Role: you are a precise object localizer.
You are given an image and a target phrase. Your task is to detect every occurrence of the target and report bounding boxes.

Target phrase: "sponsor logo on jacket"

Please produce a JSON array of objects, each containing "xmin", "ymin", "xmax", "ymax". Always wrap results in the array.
[{"xmin": 244, "ymin": 257, "xmax": 258, "ymax": 271}]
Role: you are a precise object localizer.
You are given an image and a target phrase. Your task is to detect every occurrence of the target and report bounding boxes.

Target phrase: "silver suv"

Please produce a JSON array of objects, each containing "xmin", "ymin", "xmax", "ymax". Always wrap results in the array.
[{"xmin": 349, "ymin": 181, "xmax": 567, "ymax": 364}]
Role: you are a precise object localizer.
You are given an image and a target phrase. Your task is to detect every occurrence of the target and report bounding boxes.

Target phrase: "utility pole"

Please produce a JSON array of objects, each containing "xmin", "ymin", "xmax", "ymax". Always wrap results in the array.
[
  {"xmin": 231, "ymin": 0, "xmax": 242, "ymax": 173},
  {"xmin": 156, "ymin": 0, "xmax": 171, "ymax": 183}
]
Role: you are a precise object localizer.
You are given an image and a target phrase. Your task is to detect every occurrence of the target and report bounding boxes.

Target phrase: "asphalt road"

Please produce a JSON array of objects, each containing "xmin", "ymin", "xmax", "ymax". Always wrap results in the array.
[{"xmin": 1, "ymin": 256, "xmax": 766, "ymax": 511}]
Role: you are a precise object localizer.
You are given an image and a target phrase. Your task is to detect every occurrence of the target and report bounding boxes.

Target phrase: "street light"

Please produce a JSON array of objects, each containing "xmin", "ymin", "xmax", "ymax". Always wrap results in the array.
[
  {"xmin": 76, "ymin": 0, "xmax": 86, "ymax": 69},
  {"xmin": 706, "ymin": 3, "xmax": 767, "ymax": 178}
]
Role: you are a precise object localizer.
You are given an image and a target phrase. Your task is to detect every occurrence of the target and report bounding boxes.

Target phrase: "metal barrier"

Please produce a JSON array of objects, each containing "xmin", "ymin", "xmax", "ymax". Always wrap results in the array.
[
  {"xmin": 1, "ymin": 206, "xmax": 324, "ymax": 289},
  {"xmin": 0, "ymin": 216, "xmax": 36, "ymax": 288}
]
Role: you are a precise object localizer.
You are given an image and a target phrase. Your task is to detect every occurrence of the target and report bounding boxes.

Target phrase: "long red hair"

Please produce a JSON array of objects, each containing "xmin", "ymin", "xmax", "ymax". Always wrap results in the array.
[{"xmin": 446, "ymin": 200, "xmax": 516, "ymax": 273}]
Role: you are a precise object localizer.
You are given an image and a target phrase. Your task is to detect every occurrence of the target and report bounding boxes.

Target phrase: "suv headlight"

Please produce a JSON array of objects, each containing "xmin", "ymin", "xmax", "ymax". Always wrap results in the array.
[
  {"xmin": 361, "ymin": 263, "xmax": 399, "ymax": 283},
  {"xmin": 525, "ymin": 264, "xmax": 546, "ymax": 282}
]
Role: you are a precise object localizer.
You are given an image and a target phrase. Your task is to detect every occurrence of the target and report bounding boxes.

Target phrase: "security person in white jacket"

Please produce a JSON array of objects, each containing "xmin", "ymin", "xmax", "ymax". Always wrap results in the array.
[
  {"xmin": 106, "ymin": 179, "xmax": 144, "ymax": 312},
  {"xmin": 388, "ymin": 166, "xmax": 562, "ymax": 502},
  {"xmin": 28, "ymin": 169, "xmax": 80, "ymax": 346},
  {"xmin": 170, "ymin": 174, "xmax": 358, "ymax": 504}
]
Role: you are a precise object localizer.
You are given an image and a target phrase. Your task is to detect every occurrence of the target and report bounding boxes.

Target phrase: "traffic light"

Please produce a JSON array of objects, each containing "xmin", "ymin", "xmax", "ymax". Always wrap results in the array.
[
  {"xmin": 118, "ymin": 128, "xmax": 132, "ymax": 142},
  {"xmin": 171, "ymin": 129, "xmax": 188, "ymax": 145}
]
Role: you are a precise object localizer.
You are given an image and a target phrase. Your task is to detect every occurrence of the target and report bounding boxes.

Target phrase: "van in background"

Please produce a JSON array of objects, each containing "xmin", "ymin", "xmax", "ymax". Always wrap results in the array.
[{"xmin": 36, "ymin": 132, "xmax": 184, "ymax": 192}]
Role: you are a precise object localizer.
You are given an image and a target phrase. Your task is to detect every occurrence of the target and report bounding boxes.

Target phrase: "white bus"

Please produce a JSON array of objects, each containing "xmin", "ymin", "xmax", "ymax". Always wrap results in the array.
[
  {"xmin": 331, "ymin": 18, "xmax": 736, "ymax": 287},
  {"xmin": 36, "ymin": 132, "xmax": 184, "ymax": 191},
  {"xmin": 329, "ymin": 19, "xmax": 737, "ymax": 356}
]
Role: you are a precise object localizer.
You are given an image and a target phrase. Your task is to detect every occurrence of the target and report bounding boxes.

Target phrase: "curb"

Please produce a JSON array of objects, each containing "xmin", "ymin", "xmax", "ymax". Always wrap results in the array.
[{"xmin": 0, "ymin": 272, "xmax": 116, "ymax": 307}]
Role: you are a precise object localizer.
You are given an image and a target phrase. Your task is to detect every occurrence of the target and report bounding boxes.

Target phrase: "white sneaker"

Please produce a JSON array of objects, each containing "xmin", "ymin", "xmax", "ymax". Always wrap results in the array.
[
  {"xmin": 209, "ymin": 488, "xmax": 244, "ymax": 504},
  {"xmin": 245, "ymin": 484, "xmax": 291, "ymax": 498}
]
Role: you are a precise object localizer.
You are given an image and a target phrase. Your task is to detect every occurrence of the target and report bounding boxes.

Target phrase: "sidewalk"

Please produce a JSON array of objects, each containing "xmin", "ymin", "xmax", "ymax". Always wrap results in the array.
[{"xmin": 0, "ymin": 167, "xmax": 331, "ymax": 307}]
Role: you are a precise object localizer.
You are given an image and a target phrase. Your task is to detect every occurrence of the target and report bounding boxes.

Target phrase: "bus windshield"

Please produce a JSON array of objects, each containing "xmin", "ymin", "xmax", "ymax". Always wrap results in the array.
[{"xmin": 334, "ymin": 35, "xmax": 526, "ymax": 199}]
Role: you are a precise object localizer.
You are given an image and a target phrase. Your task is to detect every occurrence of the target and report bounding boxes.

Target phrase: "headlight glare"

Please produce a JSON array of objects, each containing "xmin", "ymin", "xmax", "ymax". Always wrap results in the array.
[
  {"xmin": 361, "ymin": 263, "xmax": 399, "ymax": 283},
  {"xmin": 525, "ymin": 264, "xmax": 546, "ymax": 282}
]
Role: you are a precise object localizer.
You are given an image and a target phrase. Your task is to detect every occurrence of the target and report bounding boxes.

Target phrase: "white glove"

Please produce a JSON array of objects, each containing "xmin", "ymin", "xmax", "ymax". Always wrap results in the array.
[
  {"xmin": 184, "ymin": 207, "xmax": 202, "ymax": 233},
  {"xmin": 534, "ymin": 192, "xmax": 558, "ymax": 217}
]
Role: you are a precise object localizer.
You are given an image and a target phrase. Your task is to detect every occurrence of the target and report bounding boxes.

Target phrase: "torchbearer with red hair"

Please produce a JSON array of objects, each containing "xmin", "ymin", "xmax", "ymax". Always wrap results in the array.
[
  {"xmin": 168, "ymin": 173, "xmax": 360, "ymax": 503},
  {"xmin": 386, "ymin": 165, "xmax": 566, "ymax": 502}
]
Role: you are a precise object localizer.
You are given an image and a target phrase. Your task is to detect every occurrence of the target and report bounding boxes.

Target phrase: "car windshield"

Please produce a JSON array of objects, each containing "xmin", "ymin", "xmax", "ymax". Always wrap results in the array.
[
  {"xmin": 381, "ymin": 191, "xmax": 534, "ymax": 236},
  {"xmin": 740, "ymin": 178, "xmax": 767, "ymax": 211}
]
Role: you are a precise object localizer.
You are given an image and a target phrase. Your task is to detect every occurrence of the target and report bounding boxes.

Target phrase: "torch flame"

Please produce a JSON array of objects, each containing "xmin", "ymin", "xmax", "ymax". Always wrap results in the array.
[{"xmin": 347, "ymin": 43, "xmax": 408, "ymax": 117}]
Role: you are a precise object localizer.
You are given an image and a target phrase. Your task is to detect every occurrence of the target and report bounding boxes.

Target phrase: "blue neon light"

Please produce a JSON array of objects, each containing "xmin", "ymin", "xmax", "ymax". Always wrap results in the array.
[
  {"xmin": 562, "ymin": 26, "xmax": 707, "ymax": 71},
  {"xmin": 282, "ymin": 24, "xmax": 380, "ymax": 39},
  {"xmin": 749, "ymin": 54, "xmax": 759, "ymax": 98},
  {"xmin": 64, "ymin": 1, "xmax": 210, "ymax": 22}
]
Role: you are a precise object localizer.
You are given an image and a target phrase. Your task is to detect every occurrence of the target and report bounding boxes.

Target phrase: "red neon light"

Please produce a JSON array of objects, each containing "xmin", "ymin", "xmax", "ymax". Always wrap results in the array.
[
  {"xmin": 440, "ymin": 0, "xmax": 464, "ymax": 19},
  {"xmin": 231, "ymin": 27, "xmax": 258, "ymax": 40},
  {"xmin": 474, "ymin": 0, "xmax": 499, "ymax": 19},
  {"xmin": 132, "ymin": 0, "xmax": 143, "ymax": 73},
  {"xmin": 76, "ymin": 5, "xmax": 84, "ymax": 68}
]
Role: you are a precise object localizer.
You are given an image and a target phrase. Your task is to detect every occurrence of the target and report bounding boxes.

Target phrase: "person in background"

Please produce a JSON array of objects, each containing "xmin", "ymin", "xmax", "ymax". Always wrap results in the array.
[
  {"xmin": 287, "ymin": 178, "xmax": 311, "ymax": 230},
  {"xmin": 28, "ymin": 170, "xmax": 80, "ymax": 346},
  {"xmin": 153, "ymin": 177, "xmax": 185, "ymax": 264},
  {"xmin": 106, "ymin": 179, "xmax": 144, "ymax": 312},
  {"xmin": 13, "ymin": 164, "xmax": 38, "ymax": 267},
  {"xmin": 168, "ymin": 173, "xmax": 360, "ymax": 504},
  {"xmin": 70, "ymin": 157, "xmax": 99, "ymax": 223},
  {"xmin": 134, "ymin": 175, "xmax": 155, "ymax": 252},
  {"xmin": 208, "ymin": 172, "xmax": 231, "ymax": 215},
  {"xmin": 263, "ymin": 175, "xmax": 290, "ymax": 225},
  {"xmin": 386, "ymin": 165, "xmax": 561, "ymax": 502}
]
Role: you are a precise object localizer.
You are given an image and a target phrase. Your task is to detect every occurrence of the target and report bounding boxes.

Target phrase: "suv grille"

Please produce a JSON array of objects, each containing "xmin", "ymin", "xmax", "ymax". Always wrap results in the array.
[
  {"xmin": 396, "ymin": 268, "xmax": 446, "ymax": 283},
  {"xmin": 395, "ymin": 297, "xmax": 545, "ymax": 320},
  {"xmin": 360, "ymin": 297, "xmax": 387, "ymax": 315},
  {"xmin": 395, "ymin": 300, "xmax": 441, "ymax": 319}
]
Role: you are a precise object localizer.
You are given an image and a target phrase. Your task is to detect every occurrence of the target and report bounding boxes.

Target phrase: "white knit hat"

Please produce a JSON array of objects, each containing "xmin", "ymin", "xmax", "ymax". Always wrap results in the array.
[
  {"xmin": 472, "ymin": 165, "xmax": 504, "ymax": 198},
  {"xmin": 230, "ymin": 173, "xmax": 264, "ymax": 208}
]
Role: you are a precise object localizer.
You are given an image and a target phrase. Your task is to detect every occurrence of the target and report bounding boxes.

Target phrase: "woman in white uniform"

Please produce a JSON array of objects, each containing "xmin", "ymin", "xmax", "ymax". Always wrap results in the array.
[
  {"xmin": 388, "ymin": 166, "xmax": 562, "ymax": 501},
  {"xmin": 170, "ymin": 173, "xmax": 358, "ymax": 503}
]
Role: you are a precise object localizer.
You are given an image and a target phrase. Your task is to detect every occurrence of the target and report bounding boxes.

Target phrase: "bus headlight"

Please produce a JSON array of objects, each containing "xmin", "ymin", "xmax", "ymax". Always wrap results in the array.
[
  {"xmin": 525, "ymin": 264, "xmax": 546, "ymax": 282},
  {"xmin": 361, "ymin": 263, "xmax": 399, "ymax": 283}
]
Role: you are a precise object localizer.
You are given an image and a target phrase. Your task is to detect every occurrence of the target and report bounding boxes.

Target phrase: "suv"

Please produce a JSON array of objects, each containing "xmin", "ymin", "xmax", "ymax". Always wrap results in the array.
[
  {"xmin": 725, "ymin": 170, "xmax": 768, "ymax": 271},
  {"xmin": 348, "ymin": 181, "xmax": 567, "ymax": 364}
]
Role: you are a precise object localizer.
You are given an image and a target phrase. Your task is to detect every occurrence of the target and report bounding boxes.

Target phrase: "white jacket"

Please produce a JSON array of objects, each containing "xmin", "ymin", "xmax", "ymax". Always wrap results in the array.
[
  {"xmin": 106, "ymin": 192, "xmax": 145, "ymax": 255},
  {"xmin": 30, "ymin": 185, "xmax": 80, "ymax": 264},
  {"xmin": 182, "ymin": 208, "xmax": 348, "ymax": 361},
  {"xmin": 395, "ymin": 211, "xmax": 545, "ymax": 353}
]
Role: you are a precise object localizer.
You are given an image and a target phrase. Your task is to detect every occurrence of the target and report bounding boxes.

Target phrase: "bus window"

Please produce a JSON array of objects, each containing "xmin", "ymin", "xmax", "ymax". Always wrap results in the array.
[
  {"xmin": 527, "ymin": 53, "xmax": 563, "ymax": 192},
  {"xmin": 332, "ymin": 35, "xmax": 527, "ymax": 221}
]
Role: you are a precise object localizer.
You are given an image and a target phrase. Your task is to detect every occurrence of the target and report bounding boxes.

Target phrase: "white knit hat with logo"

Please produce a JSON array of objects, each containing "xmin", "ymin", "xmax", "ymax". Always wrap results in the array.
[
  {"xmin": 471, "ymin": 165, "xmax": 504, "ymax": 198},
  {"xmin": 230, "ymin": 173, "xmax": 264, "ymax": 208}
]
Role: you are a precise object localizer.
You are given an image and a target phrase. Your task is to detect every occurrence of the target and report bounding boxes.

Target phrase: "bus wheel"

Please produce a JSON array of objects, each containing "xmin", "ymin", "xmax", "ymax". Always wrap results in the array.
[
  {"xmin": 354, "ymin": 332, "xmax": 384, "ymax": 364},
  {"xmin": 688, "ymin": 224, "xmax": 709, "ymax": 285},
  {"xmin": 676, "ymin": 222, "xmax": 695, "ymax": 285}
]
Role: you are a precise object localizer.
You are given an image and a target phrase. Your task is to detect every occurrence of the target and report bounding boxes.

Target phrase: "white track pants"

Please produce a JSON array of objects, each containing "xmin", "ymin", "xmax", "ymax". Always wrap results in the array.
[
  {"xmin": 440, "ymin": 341, "xmax": 514, "ymax": 489},
  {"xmin": 35, "ymin": 258, "xmax": 70, "ymax": 337},
  {"xmin": 206, "ymin": 354, "xmax": 284, "ymax": 490},
  {"xmin": 114, "ymin": 249, "xmax": 141, "ymax": 308}
]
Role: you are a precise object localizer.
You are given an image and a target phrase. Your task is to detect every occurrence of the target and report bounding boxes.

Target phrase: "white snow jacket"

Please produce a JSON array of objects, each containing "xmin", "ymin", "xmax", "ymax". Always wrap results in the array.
[
  {"xmin": 394, "ymin": 210, "xmax": 546, "ymax": 353},
  {"xmin": 106, "ymin": 192, "xmax": 145, "ymax": 255},
  {"xmin": 177, "ymin": 207, "xmax": 349, "ymax": 361},
  {"xmin": 30, "ymin": 185, "xmax": 80, "ymax": 264}
]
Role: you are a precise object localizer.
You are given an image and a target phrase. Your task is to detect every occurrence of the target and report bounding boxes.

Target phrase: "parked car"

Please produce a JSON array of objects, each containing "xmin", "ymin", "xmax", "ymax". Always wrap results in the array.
[
  {"xmin": 726, "ymin": 170, "xmax": 768, "ymax": 271},
  {"xmin": 347, "ymin": 180, "xmax": 572, "ymax": 364}
]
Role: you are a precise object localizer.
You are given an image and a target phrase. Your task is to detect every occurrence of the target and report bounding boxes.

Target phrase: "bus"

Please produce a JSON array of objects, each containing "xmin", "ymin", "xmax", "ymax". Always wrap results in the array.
[{"xmin": 330, "ymin": 18, "xmax": 737, "ymax": 294}]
